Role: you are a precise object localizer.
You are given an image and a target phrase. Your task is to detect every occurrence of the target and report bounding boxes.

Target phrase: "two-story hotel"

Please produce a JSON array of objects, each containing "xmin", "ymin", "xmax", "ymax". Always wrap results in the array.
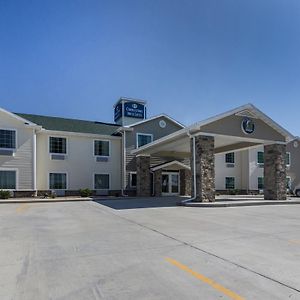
[{"xmin": 0, "ymin": 98, "xmax": 299, "ymax": 200}]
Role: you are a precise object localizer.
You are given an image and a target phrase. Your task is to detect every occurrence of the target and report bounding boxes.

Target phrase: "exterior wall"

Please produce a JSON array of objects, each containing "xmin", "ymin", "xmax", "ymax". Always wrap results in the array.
[
  {"xmin": 36, "ymin": 131, "xmax": 122, "ymax": 192},
  {"xmin": 286, "ymin": 139, "xmax": 300, "ymax": 191},
  {"xmin": 215, "ymin": 151, "xmax": 243, "ymax": 190},
  {"xmin": 248, "ymin": 146, "xmax": 264, "ymax": 190},
  {"xmin": 0, "ymin": 111, "xmax": 35, "ymax": 191},
  {"xmin": 125, "ymin": 116, "xmax": 183, "ymax": 192}
]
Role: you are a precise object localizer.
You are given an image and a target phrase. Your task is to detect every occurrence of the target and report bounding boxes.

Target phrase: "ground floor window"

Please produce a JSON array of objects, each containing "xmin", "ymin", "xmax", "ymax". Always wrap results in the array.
[
  {"xmin": 0, "ymin": 170, "xmax": 16, "ymax": 189},
  {"xmin": 225, "ymin": 177, "xmax": 235, "ymax": 189},
  {"xmin": 129, "ymin": 172, "xmax": 137, "ymax": 188},
  {"xmin": 258, "ymin": 177, "xmax": 264, "ymax": 189},
  {"xmin": 49, "ymin": 173, "xmax": 67, "ymax": 190},
  {"xmin": 95, "ymin": 174, "xmax": 110, "ymax": 189},
  {"xmin": 286, "ymin": 176, "xmax": 292, "ymax": 190}
]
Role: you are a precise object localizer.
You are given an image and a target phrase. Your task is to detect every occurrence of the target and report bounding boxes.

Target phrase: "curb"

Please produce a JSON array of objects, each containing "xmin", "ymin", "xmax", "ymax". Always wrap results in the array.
[
  {"xmin": 0, "ymin": 198, "xmax": 92, "ymax": 204},
  {"xmin": 180, "ymin": 200, "xmax": 300, "ymax": 208}
]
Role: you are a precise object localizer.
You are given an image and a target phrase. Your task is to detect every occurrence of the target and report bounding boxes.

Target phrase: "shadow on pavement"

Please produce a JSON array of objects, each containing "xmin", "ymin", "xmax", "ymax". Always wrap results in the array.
[{"xmin": 93, "ymin": 196, "xmax": 187, "ymax": 210}]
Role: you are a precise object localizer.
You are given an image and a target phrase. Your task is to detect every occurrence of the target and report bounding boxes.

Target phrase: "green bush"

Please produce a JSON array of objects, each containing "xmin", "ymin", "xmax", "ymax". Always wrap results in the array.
[
  {"xmin": 0, "ymin": 190, "xmax": 11, "ymax": 199},
  {"xmin": 79, "ymin": 188, "xmax": 92, "ymax": 197}
]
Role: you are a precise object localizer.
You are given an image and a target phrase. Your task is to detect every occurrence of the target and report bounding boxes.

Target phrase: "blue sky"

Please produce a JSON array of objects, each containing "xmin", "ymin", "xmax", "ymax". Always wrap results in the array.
[{"xmin": 1, "ymin": 0, "xmax": 300, "ymax": 134}]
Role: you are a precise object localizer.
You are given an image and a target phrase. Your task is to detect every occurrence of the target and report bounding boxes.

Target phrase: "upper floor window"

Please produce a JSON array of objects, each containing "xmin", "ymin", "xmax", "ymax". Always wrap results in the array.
[
  {"xmin": 0, "ymin": 129, "xmax": 16, "ymax": 149},
  {"xmin": 94, "ymin": 140, "xmax": 110, "ymax": 157},
  {"xmin": 49, "ymin": 137, "xmax": 66, "ymax": 154},
  {"xmin": 225, "ymin": 152, "xmax": 235, "ymax": 164},
  {"xmin": 286, "ymin": 152, "xmax": 291, "ymax": 166},
  {"xmin": 257, "ymin": 151, "xmax": 264, "ymax": 164},
  {"xmin": 136, "ymin": 133, "xmax": 153, "ymax": 148}
]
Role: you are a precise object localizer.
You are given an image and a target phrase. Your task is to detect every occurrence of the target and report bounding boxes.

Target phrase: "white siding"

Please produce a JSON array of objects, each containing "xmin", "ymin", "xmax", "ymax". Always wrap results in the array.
[
  {"xmin": 36, "ymin": 132, "xmax": 122, "ymax": 190},
  {"xmin": 249, "ymin": 145, "xmax": 264, "ymax": 190},
  {"xmin": 0, "ymin": 111, "xmax": 34, "ymax": 190}
]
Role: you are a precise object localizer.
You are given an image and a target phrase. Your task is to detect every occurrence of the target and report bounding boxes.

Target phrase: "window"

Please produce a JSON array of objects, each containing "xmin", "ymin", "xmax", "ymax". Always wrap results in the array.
[
  {"xmin": 286, "ymin": 177, "xmax": 292, "ymax": 190},
  {"xmin": 137, "ymin": 133, "xmax": 153, "ymax": 148},
  {"xmin": 130, "ymin": 172, "xmax": 137, "ymax": 188},
  {"xmin": 94, "ymin": 174, "xmax": 109, "ymax": 189},
  {"xmin": 286, "ymin": 152, "xmax": 291, "ymax": 166},
  {"xmin": 49, "ymin": 137, "xmax": 66, "ymax": 154},
  {"xmin": 0, "ymin": 170, "xmax": 16, "ymax": 189},
  {"xmin": 225, "ymin": 152, "xmax": 235, "ymax": 164},
  {"xmin": 49, "ymin": 173, "xmax": 67, "ymax": 189},
  {"xmin": 258, "ymin": 177, "xmax": 264, "ymax": 189},
  {"xmin": 225, "ymin": 177, "xmax": 235, "ymax": 189},
  {"xmin": 0, "ymin": 130, "xmax": 16, "ymax": 149},
  {"xmin": 257, "ymin": 151, "xmax": 264, "ymax": 164},
  {"xmin": 94, "ymin": 140, "xmax": 110, "ymax": 156}
]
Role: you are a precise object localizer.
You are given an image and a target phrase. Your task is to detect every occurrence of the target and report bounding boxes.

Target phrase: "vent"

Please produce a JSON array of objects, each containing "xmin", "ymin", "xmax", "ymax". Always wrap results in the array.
[
  {"xmin": 235, "ymin": 109, "xmax": 258, "ymax": 119},
  {"xmin": 51, "ymin": 154, "xmax": 66, "ymax": 160},
  {"xmin": 258, "ymin": 164, "xmax": 264, "ymax": 168},
  {"xmin": 96, "ymin": 156, "xmax": 109, "ymax": 162},
  {"xmin": 226, "ymin": 163, "xmax": 235, "ymax": 168},
  {"xmin": 0, "ymin": 149, "xmax": 14, "ymax": 156}
]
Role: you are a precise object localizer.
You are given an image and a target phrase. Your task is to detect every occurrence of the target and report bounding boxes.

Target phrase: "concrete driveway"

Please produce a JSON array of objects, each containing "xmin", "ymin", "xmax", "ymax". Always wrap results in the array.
[{"xmin": 1, "ymin": 198, "xmax": 300, "ymax": 299}]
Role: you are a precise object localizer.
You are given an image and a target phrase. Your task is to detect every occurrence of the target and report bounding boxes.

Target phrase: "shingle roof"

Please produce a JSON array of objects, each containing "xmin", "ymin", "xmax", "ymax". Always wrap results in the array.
[{"xmin": 15, "ymin": 113, "xmax": 121, "ymax": 136}]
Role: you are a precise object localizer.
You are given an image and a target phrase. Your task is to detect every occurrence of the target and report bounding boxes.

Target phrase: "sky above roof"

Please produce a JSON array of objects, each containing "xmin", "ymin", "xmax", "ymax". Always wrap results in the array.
[{"xmin": 1, "ymin": 0, "xmax": 300, "ymax": 135}]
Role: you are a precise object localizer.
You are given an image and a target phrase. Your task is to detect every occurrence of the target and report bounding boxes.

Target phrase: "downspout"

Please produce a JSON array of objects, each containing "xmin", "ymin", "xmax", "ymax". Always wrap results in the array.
[
  {"xmin": 33, "ymin": 130, "xmax": 37, "ymax": 197},
  {"xmin": 121, "ymin": 130, "xmax": 128, "ymax": 197},
  {"xmin": 180, "ymin": 132, "xmax": 197, "ymax": 204}
]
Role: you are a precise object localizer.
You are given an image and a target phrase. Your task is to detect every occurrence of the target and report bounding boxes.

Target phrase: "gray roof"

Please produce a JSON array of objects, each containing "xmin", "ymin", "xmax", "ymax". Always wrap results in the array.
[{"xmin": 15, "ymin": 113, "xmax": 121, "ymax": 136}]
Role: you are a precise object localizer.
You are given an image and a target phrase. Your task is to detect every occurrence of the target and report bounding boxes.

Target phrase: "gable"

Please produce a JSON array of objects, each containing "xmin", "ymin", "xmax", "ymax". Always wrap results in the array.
[
  {"xmin": 0, "ymin": 109, "xmax": 35, "ymax": 129},
  {"xmin": 200, "ymin": 114, "xmax": 286, "ymax": 142}
]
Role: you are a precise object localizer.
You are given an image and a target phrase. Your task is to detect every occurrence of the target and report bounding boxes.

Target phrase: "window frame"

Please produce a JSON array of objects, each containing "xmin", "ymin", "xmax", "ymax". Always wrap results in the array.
[
  {"xmin": 225, "ymin": 177, "xmax": 235, "ymax": 190},
  {"xmin": 257, "ymin": 177, "xmax": 264, "ymax": 190},
  {"xmin": 93, "ymin": 139, "xmax": 111, "ymax": 157},
  {"xmin": 0, "ymin": 168, "xmax": 18, "ymax": 190},
  {"xmin": 48, "ymin": 172, "xmax": 68, "ymax": 190},
  {"xmin": 94, "ymin": 173, "xmax": 110, "ymax": 190},
  {"xmin": 257, "ymin": 151, "xmax": 264, "ymax": 165},
  {"xmin": 129, "ymin": 172, "xmax": 137, "ymax": 188},
  {"xmin": 225, "ymin": 152, "xmax": 235, "ymax": 164},
  {"xmin": 0, "ymin": 128, "xmax": 17, "ymax": 151},
  {"xmin": 49, "ymin": 136, "xmax": 68, "ymax": 155},
  {"xmin": 136, "ymin": 133, "xmax": 153, "ymax": 148}
]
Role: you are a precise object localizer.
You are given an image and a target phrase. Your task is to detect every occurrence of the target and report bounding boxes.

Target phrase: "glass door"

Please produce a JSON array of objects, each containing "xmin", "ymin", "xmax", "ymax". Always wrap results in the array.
[{"xmin": 162, "ymin": 172, "xmax": 179, "ymax": 195}]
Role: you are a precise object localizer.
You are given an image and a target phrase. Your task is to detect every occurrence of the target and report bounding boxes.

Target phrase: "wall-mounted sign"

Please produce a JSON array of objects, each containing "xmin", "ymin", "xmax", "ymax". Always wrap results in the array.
[
  {"xmin": 114, "ymin": 103, "xmax": 122, "ymax": 122},
  {"xmin": 242, "ymin": 118, "xmax": 255, "ymax": 134},
  {"xmin": 124, "ymin": 102, "xmax": 145, "ymax": 119}
]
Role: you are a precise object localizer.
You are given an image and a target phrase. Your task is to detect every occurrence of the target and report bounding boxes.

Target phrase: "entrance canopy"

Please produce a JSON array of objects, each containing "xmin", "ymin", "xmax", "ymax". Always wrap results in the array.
[{"xmin": 132, "ymin": 104, "xmax": 294, "ymax": 157}]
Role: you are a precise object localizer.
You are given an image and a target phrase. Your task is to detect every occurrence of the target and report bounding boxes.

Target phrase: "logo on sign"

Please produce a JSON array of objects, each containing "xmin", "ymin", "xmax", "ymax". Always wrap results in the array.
[
  {"xmin": 124, "ymin": 102, "xmax": 145, "ymax": 119},
  {"xmin": 241, "ymin": 118, "xmax": 255, "ymax": 134}
]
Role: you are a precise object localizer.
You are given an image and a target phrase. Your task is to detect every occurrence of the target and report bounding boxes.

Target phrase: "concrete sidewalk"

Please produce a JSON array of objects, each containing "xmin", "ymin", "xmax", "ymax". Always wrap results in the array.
[{"xmin": 0, "ymin": 196, "xmax": 93, "ymax": 204}]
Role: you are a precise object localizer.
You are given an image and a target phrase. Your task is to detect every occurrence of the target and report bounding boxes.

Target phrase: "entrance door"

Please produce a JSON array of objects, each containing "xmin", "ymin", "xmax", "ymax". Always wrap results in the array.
[{"xmin": 162, "ymin": 172, "xmax": 180, "ymax": 196}]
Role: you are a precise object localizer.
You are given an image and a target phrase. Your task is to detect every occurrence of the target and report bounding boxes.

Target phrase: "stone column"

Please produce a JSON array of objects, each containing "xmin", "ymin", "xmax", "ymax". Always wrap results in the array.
[
  {"xmin": 190, "ymin": 135, "xmax": 215, "ymax": 202},
  {"xmin": 136, "ymin": 155, "xmax": 151, "ymax": 197},
  {"xmin": 154, "ymin": 169, "xmax": 162, "ymax": 197},
  {"xmin": 264, "ymin": 144, "xmax": 287, "ymax": 200},
  {"xmin": 180, "ymin": 169, "xmax": 192, "ymax": 196}
]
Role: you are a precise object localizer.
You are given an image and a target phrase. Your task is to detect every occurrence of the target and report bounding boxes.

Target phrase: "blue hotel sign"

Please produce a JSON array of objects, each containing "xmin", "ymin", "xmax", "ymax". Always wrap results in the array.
[
  {"xmin": 114, "ymin": 103, "xmax": 122, "ymax": 122},
  {"xmin": 114, "ymin": 101, "xmax": 145, "ymax": 122},
  {"xmin": 124, "ymin": 102, "xmax": 145, "ymax": 119}
]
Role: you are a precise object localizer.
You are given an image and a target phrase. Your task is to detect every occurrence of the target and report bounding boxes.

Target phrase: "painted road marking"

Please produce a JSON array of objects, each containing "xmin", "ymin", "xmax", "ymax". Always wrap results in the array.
[
  {"xmin": 16, "ymin": 203, "xmax": 29, "ymax": 214},
  {"xmin": 165, "ymin": 257, "xmax": 245, "ymax": 300}
]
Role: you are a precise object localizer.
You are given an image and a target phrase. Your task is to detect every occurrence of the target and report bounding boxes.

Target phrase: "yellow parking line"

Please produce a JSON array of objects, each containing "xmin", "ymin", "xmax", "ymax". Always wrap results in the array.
[
  {"xmin": 16, "ymin": 203, "xmax": 29, "ymax": 214},
  {"xmin": 165, "ymin": 257, "xmax": 245, "ymax": 300}
]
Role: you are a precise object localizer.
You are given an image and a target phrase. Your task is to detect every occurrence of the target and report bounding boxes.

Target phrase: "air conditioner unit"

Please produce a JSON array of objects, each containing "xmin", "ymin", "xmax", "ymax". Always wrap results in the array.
[
  {"xmin": 0, "ymin": 149, "xmax": 14, "ymax": 156},
  {"xmin": 51, "ymin": 154, "xmax": 66, "ymax": 160},
  {"xmin": 96, "ymin": 156, "xmax": 109, "ymax": 162},
  {"xmin": 226, "ymin": 163, "xmax": 235, "ymax": 168}
]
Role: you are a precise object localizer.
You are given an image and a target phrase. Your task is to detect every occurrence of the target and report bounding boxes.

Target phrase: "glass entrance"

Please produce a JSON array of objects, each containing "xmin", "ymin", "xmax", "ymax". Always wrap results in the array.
[{"xmin": 162, "ymin": 172, "xmax": 180, "ymax": 195}]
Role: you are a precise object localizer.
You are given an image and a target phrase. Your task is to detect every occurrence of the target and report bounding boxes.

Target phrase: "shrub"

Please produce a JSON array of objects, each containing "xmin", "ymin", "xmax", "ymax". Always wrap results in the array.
[
  {"xmin": 0, "ymin": 190, "xmax": 11, "ymax": 199},
  {"xmin": 79, "ymin": 188, "xmax": 92, "ymax": 197}
]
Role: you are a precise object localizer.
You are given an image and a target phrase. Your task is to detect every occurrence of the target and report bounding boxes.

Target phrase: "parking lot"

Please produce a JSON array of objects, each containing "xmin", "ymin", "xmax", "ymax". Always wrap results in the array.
[{"xmin": 1, "ymin": 197, "xmax": 300, "ymax": 300}]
